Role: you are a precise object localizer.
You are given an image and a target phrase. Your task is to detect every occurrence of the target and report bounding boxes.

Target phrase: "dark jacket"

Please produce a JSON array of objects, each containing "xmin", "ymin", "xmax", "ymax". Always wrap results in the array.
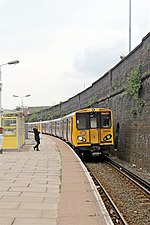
[{"xmin": 33, "ymin": 128, "xmax": 40, "ymax": 143}]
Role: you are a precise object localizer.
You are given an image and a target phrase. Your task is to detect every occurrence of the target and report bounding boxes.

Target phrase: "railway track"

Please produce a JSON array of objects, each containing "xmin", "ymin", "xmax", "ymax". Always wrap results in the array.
[
  {"xmin": 106, "ymin": 157, "xmax": 150, "ymax": 193},
  {"xmin": 86, "ymin": 159, "xmax": 150, "ymax": 225},
  {"xmin": 88, "ymin": 169, "xmax": 128, "ymax": 225}
]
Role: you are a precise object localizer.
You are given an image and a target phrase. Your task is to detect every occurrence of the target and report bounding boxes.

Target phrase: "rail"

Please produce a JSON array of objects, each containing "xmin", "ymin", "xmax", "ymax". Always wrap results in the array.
[{"xmin": 106, "ymin": 157, "xmax": 150, "ymax": 194}]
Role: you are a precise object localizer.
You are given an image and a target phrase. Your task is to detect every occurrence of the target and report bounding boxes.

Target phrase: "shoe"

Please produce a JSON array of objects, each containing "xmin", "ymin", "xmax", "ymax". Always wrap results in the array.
[
  {"xmin": 36, "ymin": 149, "xmax": 40, "ymax": 151},
  {"xmin": 33, "ymin": 147, "xmax": 35, "ymax": 150}
]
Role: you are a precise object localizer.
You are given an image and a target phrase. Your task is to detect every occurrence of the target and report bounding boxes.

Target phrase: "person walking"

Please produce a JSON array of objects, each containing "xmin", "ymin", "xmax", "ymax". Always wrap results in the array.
[{"xmin": 33, "ymin": 128, "xmax": 40, "ymax": 151}]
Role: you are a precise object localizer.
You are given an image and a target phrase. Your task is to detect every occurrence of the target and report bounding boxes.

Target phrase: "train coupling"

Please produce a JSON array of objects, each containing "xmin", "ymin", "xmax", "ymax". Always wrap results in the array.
[
  {"xmin": 90, "ymin": 145, "xmax": 101, "ymax": 156},
  {"xmin": 91, "ymin": 152, "xmax": 101, "ymax": 157}
]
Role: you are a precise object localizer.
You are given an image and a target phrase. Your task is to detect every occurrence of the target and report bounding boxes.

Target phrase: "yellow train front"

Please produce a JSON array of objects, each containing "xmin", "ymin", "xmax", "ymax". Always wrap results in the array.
[{"xmin": 62, "ymin": 107, "xmax": 114, "ymax": 157}]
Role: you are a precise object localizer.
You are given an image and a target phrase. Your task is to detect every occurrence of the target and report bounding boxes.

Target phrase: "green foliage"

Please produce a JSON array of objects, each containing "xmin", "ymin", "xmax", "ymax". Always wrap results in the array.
[
  {"xmin": 90, "ymin": 97, "xmax": 98, "ymax": 106},
  {"xmin": 124, "ymin": 67, "xmax": 145, "ymax": 114},
  {"xmin": 25, "ymin": 108, "xmax": 61, "ymax": 122},
  {"xmin": 130, "ymin": 109, "xmax": 138, "ymax": 116},
  {"xmin": 125, "ymin": 67, "xmax": 141, "ymax": 99},
  {"xmin": 15, "ymin": 106, "xmax": 21, "ymax": 111},
  {"xmin": 25, "ymin": 113, "xmax": 41, "ymax": 122}
]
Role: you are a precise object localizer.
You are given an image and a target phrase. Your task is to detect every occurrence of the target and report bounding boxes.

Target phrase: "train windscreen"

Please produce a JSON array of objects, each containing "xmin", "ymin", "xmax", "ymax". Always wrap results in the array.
[
  {"xmin": 101, "ymin": 113, "xmax": 111, "ymax": 128},
  {"xmin": 76, "ymin": 112, "xmax": 111, "ymax": 130},
  {"xmin": 76, "ymin": 113, "xmax": 89, "ymax": 129}
]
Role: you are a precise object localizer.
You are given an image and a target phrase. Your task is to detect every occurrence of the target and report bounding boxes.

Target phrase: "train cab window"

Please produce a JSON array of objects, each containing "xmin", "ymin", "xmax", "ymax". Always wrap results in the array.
[
  {"xmin": 101, "ymin": 114, "xmax": 111, "ymax": 128},
  {"xmin": 76, "ymin": 113, "xmax": 89, "ymax": 130},
  {"xmin": 90, "ymin": 113, "xmax": 97, "ymax": 128}
]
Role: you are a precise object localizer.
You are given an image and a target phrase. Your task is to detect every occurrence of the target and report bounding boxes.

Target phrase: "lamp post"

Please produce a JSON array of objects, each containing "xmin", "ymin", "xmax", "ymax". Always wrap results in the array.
[
  {"xmin": 12, "ymin": 94, "xmax": 31, "ymax": 112},
  {"xmin": 0, "ymin": 60, "xmax": 19, "ymax": 118},
  {"xmin": 0, "ymin": 60, "xmax": 19, "ymax": 153},
  {"xmin": 129, "ymin": 0, "xmax": 131, "ymax": 52}
]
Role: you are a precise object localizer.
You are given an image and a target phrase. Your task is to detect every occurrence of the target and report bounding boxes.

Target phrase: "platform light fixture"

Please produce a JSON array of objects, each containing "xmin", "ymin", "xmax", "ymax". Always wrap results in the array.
[{"xmin": 12, "ymin": 94, "xmax": 31, "ymax": 110}]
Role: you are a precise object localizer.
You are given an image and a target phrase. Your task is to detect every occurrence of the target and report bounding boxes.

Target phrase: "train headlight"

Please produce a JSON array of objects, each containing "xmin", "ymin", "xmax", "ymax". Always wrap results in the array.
[
  {"xmin": 103, "ymin": 134, "xmax": 112, "ymax": 141},
  {"xmin": 77, "ymin": 136, "xmax": 86, "ymax": 142},
  {"xmin": 78, "ymin": 136, "xmax": 83, "ymax": 141}
]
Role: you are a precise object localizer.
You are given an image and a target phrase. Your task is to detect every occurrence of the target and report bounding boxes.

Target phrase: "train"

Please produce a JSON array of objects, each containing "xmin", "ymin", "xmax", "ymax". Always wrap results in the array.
[{"xmin": 27, "ymin": 107, "xmax": 114, "ymax": 157}]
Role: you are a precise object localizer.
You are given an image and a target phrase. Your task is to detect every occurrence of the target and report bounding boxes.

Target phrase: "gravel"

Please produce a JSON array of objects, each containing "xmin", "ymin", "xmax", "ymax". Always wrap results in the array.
[{"xmin": 86, "ymin": 159, "xmax": 150, "ymax": 225}]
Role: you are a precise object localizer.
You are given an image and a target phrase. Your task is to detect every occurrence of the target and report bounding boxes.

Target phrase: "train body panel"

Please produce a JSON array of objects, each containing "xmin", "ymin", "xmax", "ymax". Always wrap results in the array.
[
  {"xmin": 61, "ymin": 118, "xmax": 67, "ymax": 140},
  {"xmin": 46, "ymin": 122, "xmax": 51, "ymax": 134},
  {"xmin": 27, "ymin": 108, "xmax": 114, "ymax": 156}
]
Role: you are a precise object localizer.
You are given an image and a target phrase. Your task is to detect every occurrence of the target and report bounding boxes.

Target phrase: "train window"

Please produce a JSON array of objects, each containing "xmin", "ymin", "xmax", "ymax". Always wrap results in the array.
[
  {"xmin": 90, "ymin": 113, "xmax": 97, "ymax": 128},
  {"xmin": 76, "ymin": 113, "xmax": 89, "ymax": 130},
  {"xmin": 101, "ymin": 114, "xmax": 111, "ymax": 128}
]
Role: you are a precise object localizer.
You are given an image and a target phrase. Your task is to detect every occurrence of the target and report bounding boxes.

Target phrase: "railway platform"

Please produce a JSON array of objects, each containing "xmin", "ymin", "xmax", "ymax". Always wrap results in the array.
[{"xmin": 0, "ymin": 134, "xmax": 113, "ymax": 225}]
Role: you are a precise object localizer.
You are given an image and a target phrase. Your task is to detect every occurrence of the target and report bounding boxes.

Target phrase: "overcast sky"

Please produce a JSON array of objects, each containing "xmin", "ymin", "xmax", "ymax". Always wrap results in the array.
[{"xmin": 0, "ymin": 0, "xmax": 149, "ymax": 109}]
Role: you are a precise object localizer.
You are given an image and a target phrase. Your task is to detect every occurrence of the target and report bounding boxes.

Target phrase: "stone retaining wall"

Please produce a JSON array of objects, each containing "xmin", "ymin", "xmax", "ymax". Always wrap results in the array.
[{"xmin": 31, "ymin": 33, "xmax": 150, "ymax": 171}]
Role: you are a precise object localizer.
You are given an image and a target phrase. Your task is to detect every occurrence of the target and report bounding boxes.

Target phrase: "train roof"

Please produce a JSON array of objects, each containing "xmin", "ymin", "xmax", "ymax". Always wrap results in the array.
[{"xmin": 76, "ymin": 107, "xmax": 112, "ymax": 113}]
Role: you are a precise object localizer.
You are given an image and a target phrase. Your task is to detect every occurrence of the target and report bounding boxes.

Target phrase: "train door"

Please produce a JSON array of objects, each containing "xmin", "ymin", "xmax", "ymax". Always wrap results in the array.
[
  {"xmin": 89, "ymin": 112, "xmax": 100, "ymax": 144},
  {"xmin": 61, "ymin": 120, "xmax": 64, "ymax": 139},
  {"xmin": 64, "ymin": 118, "xmax": 69, "ymax": 142},
  {"xmin": 63, "ymin": 119, "xmax": 67, "ymax": 141},
  {"xmin": 67, "ymin": 118, "xmax": 71, "ymax": 142}
]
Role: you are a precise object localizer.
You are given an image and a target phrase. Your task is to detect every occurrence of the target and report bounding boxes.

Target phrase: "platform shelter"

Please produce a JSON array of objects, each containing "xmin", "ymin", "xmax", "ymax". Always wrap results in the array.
[{"xmin": 1, "ymin": 110, "xmax": 25, "ymax": 150}]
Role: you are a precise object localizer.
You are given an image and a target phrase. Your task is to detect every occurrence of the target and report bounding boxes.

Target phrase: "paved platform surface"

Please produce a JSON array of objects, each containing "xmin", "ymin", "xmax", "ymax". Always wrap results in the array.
[{"xmin": 0, "ymin": 133, "xmax": 113, "ymax": 225}]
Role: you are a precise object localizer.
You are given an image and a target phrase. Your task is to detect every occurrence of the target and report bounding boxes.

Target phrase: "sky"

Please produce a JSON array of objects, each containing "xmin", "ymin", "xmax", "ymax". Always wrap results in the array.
[{"xmin": 0, "ymin": 0, "xmax": 150, "ymax": 109}]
